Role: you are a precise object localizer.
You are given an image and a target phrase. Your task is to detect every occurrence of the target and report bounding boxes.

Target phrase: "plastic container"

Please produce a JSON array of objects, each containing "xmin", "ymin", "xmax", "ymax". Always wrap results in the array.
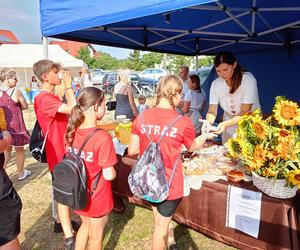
[{"xmin": 119, "ymin": 118, "xmax": 132, "ymax": 145}]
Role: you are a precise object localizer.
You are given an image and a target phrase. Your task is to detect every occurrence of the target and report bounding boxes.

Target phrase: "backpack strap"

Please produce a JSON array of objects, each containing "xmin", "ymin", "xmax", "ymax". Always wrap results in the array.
[
  {"xmin": 139, "ymin": 111, "xmax": 152, "ymax": 143},
  {"xmin": 158, "ymin": 115, "xmax": 182, "ymax": 144},
  {"xmin": 40, "ymin": 119, "xmax": 54, "ymax": 153},
  {"xmin": 77, "ymin": 128, "xmax": 101, "ymax": 155},
  {"xmin": 139, "ymin": 111, "xmax": 182, "ymax": 188}
]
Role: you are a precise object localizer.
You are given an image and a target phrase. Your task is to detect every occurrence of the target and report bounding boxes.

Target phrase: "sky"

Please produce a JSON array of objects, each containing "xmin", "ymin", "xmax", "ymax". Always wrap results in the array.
[{"xmin": 0, "ymin": 0, "xmax": 132, "ymax": 59}]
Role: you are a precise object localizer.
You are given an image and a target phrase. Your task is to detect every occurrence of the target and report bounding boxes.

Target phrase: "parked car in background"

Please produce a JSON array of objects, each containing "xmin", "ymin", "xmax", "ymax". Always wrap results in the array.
[
  {"xmin": 102, "ymin": 71, "xmax": 157, "ymax": 96},
  {"xmin": 90, "ymin": 69, "xmax": 105, "ymax": 87},
  {"xmin": 139, "ymin": 68, "xmax": 167, "ymax": 81},
  {"xmin": 189, "ymin": 66, "xmax": 213, "ymax": 86}
]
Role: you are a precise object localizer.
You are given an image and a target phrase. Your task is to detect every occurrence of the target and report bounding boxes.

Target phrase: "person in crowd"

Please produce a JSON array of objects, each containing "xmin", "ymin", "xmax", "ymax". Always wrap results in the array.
[
  {"xmin": 65, "ymin": 87, "xmax": 117, "ymax": 250},
  {"xmin": 33, "ymin": 59, "xmax": 78, "ymax": 250},
  {"xmin": 0, "ymin": 130, "xmax": 22, "ymax": 250},
  {"xmin": 114, "ymin": 68, "xmax": 138, "ymax": 120},
  {"xmin": 206, "ymin": 51, "xmax": 261, "ymax": 143},
  {"xmin": 0, "ymin": 69, "xmax": 31, "ymax": 181},
  {"xmin": 179, "ymin": 65, "xmax": 190, "ymax": 100},
  {"xmin": 29, "ymin": 76, "xmax": 40, "ymax": 103},
  {"xmin": 137, "ymin": 94, "xmax": 149, "ymax": 114},
  {"xmin": 182, "ymin": 74, "xmax": 206, "ymax": 135},
  {"xmin": 128, "ymin": 75, "xmax": 215, "ymax": 250}
]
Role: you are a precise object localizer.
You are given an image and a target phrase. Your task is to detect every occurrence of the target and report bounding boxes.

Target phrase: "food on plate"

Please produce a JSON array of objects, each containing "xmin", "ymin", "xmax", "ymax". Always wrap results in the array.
[
  {"xmin": 208, "ymin": 168, "xmax": 223, "ymax": 176},
  {"xmin": 227, "ymin": 169, "xmax": 245, "ymax": 182},
  {"xmin": 183, "ymin": 166, "xmax": 207, "ymax": 176}
]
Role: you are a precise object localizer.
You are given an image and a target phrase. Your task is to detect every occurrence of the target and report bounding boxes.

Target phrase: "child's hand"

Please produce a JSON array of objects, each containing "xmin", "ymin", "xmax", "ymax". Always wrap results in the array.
[{"xmin": 63, "ymin": 71, "xmax": 72, "ymax": 88}]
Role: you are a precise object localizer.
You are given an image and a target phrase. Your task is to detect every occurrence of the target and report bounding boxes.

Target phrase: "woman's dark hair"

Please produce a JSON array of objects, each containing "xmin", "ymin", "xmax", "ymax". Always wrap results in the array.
[
  {"xmin": 66, "ymin": 87, "xmax": 104, "ymax": 145},
  {"xmin": 189, "ymin": 74, "xmax": 202, "ymax": 93},
  {"xmin": 214, "ymin": 51, "xmax": 244, "ymax": 94}
]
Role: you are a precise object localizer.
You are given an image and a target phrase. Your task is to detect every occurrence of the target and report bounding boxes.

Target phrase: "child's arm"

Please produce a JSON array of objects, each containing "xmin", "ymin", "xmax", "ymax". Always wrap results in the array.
[
  {"xmin": 57, "ymin": 71, "xmax": 76, "ymax": 114},
  {"xmin": 188, "ymin": 133, "xmax": 216, "ymax": 152},
  {"xmin": 103, "ymin": 167, "xmax": 116, "ymax": 181},
  {"xmin": 16, "ymin": 89, "xmax": 28, "ymax": 110},
  {"xmin": 128, "ymin": 133, "xmax": 140, "ymax": 156}
]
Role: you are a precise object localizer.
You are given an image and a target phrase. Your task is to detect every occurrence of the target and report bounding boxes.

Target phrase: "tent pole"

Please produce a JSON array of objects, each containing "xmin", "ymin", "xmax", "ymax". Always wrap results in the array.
[
  {"xmin": 43, "ymin": 36, "xmax": 48, "ymax": 59},
  {"xmin": 24, "ymin": 68, "xmax": 28, "ymax": 86},
  {"xmin": 196, "ymin": 55, "xmax": 199, "ymax": 74}
]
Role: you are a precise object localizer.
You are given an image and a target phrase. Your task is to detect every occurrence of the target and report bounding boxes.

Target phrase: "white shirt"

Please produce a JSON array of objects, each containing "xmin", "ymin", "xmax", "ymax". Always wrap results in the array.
[
  {"xmin": 209, "ymin": 72, "xmax": 260, "ymax": 136},
  {"xmin": 185, "ymin": 90, "xmax": 206, "ymax": 112},
  {"xmin": 182, "ymin": 80, "xmax": 189, "ymax": 100}
]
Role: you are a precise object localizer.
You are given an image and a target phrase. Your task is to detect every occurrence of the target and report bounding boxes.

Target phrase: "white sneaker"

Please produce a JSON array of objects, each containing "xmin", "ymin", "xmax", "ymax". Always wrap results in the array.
[{"xmin": 18, "ymin": 170, "xmax": 32, "ymax": 181}]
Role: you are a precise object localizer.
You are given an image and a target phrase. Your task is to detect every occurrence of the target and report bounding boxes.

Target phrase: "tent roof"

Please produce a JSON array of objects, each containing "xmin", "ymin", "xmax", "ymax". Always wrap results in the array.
[
  {"xmin": 40, "ymin": 0, "xmax": 300, "ymax": 56},
  {"xmin": 0, "ymin": 44, "xmax": 85, "ymax": 68}
]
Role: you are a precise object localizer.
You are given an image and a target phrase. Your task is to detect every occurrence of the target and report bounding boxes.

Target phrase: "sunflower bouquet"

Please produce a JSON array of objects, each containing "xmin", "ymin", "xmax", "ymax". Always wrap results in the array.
[{"xmin": 227, "ymin": 96, "xmax": 300, "ymax": 190}]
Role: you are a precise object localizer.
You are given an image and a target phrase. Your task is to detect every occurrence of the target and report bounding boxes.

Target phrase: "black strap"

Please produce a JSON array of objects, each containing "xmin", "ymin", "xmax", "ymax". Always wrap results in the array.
[
  {"xmin": 77, "ymin": 128, "xmax": 100, "ymax": 155},
  {"xmin": 92, "ymin": 171, "xmax": 102, "ymax": 191}
]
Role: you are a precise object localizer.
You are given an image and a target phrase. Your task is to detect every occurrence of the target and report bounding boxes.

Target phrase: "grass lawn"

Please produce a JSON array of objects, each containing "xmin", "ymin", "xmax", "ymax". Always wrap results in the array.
[{"xmin": 4, "ymin": 103, "xmax": 235, "ymax": 250}]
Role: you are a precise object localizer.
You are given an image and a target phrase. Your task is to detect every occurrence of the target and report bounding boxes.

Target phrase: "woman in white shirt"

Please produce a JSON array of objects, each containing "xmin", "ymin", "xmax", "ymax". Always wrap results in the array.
[
  {"xmin": 182, "ymin": 74, "xmax": 206, "ymax": 135},
  {"xmin": 206, "ymin": 51, "xmax": 260, "ymax": 143}
]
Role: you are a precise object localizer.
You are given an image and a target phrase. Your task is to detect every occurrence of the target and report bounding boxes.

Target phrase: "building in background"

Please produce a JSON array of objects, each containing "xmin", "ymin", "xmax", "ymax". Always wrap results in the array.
[
  {"xmin": 0, "ymin": 30, "xmax": 20, "ymax": 44},
  {"xmin": 50, "ymin": 40, "xmax": 99, "ymax": 58}
]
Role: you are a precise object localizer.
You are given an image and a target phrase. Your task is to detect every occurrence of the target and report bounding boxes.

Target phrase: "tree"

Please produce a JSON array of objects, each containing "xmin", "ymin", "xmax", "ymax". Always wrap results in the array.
[
  {"xmin": 166, "ymin": 54, "xmax": 192, "ymax": 73},
  {"xmin": 140, "ymin": 52, "xmax": 164, "ymax": 70},
  {"xmin": 94, "ymin": 52, "xmax": 119, "ymax": 70},
  {"xmin": 200, "ymin": 56, "xmax": 214, "ymax": 67},
  {"xmin": 127, "ymin": 50, "xmax": 141, "ymax": 70},
  {"xmin": 76, "ymin": 47, "xmax": 96, "ymax": 68}
]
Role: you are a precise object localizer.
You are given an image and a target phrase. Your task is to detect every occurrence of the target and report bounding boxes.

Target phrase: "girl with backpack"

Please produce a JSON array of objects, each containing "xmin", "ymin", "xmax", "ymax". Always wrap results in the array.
[
  {"xmin": 65, "ymin": 87, "xmax": 117, "ymax": 250},
  {"xmin": 128, "ymin": 75, "xmax": 216, "ymax": 250}
]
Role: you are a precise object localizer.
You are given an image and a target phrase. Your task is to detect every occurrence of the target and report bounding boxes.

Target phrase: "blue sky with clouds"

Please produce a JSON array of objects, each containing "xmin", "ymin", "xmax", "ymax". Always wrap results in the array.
[{"xmin": 0, "ymin": 0, "xmax": 132, "ymax": 59}]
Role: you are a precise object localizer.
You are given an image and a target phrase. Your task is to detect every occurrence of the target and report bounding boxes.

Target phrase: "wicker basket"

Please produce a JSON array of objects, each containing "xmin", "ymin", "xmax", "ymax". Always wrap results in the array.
[{"xmin": 252, "ymin": 172, "xmax": 298, "ymax": 199}]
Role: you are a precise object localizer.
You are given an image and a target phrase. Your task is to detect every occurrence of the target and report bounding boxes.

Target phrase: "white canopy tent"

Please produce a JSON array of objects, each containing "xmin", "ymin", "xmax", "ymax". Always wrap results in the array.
[{"xmin": 0, "ymin": 44, "xmax": 86, "ymax": 88}]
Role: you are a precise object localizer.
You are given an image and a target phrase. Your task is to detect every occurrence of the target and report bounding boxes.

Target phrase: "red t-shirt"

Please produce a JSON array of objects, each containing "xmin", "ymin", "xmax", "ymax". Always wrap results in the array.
[
  {"xmin": 34, "ymin": 92, "xmax": 68, "ymax": 172},
  {"xmin": 67, "ymin": 128, "xmax": 117, "ymax": 217},
  {"xmin": 131, "ymin": 107, "xmax": 195, "ymax": 200}
]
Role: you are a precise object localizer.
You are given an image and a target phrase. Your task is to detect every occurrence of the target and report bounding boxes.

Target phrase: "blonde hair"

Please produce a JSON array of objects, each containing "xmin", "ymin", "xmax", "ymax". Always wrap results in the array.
[
  {"xmin": 155, "ymin": 75, "xmax": 183, "ymax": 109},
  {"xmin": 118, "ymin": 68, "xmax": 131, "ymax": 84},
  {"xmin": 0, "ymin": 68, "xmax": 16, "ymax": 83}
]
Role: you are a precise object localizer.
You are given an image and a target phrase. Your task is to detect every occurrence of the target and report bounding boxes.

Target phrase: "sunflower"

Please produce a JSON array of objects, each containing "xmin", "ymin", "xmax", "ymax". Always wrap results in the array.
[
  {"xmin": 250, "ymin": 144, "xmax": 267, "ymax": 169},
  {"xmin": 267, "ymin": 149, "xmax": 281, "ymax": 162},
  {"xmin": 227, "ymin": 138, "xmax": 240, "ymax": 158},
  {"xmin": 273, "ymin": 99, "xmax": 300, "ymax": 126},
  {"xmin": 277, "ymin": 141, "xmax": 292, "ymax": 160},
  {"xmin": 287, "ymin": 169, "xmax": 300, "ymax": 188},
  {"xmin": 252, "ymin": 121, "xmax": 268, "ymax": 140},
  {"xmin": 274, "ymin": 128, "xmax": 294, "ymax": 143}
]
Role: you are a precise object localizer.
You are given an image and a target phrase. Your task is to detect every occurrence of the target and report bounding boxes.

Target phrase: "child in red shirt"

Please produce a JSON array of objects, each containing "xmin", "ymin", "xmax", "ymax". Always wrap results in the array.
[
  {"xmin": 65, "ymin": 87, "xmax": 117, "ymax": 250},
  {"xmin": 33, "ymin": 60, "xmax": 77, "ymax": 249},
  {"xmin": 128, "ymin": 75, "xmax": 215, "ymax": 250}
]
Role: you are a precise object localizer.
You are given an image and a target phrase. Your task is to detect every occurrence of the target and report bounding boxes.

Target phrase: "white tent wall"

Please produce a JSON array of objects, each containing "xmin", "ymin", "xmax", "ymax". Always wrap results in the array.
[{"xmin": 0, "ymin": 44, "xmax": 86, "ymax": 89}]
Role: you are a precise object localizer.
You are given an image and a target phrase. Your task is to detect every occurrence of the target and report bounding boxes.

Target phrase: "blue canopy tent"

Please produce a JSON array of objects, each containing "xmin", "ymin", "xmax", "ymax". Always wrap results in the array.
[{"xmin": 40, "ymin": 0, "xmax": 300, "ymax": 113}]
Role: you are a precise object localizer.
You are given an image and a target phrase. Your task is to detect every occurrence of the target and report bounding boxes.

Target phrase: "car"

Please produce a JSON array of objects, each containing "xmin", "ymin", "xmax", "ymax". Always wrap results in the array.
[
  {"xmin": 90, "ymin": 69, "xmax": 105, "ymax": 87},
  {"xmin": 102, "ymin": 71, "xmax": 157, "ymax": 96},
  {"xmin": 189, "ymin": 66, "xmax": 213, "ymax": 86},
  {"xmin": 139, "ymin": 68, "xmax": 167, "ymax": 81}
]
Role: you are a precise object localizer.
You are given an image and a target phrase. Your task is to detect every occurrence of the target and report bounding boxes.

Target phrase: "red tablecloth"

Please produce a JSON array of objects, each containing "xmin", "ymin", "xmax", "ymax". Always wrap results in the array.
[{"xmin": 112, "ymin": 155, "xmax": 300, "ymax": 250}]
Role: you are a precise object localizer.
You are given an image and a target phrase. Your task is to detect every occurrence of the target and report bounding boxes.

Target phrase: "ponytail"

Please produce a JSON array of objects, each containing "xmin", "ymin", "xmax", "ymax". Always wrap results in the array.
[
  {"xmin": 65, "ymin": 87, "xmax": 105, "ymax": 146},
  {"xmin": 66, "ymin": 105, "xmax": 85, "ymax": 145}
]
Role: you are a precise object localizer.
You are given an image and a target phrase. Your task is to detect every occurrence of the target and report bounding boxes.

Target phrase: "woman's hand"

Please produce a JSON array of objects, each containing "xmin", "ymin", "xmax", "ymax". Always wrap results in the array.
[{"xmin": 214, "ymin": 122, "xmax": 226, "ymax": 134}]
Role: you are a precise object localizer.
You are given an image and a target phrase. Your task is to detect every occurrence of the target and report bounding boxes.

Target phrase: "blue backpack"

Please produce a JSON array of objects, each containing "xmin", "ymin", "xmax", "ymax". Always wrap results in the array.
[{"xmin": 128, "ymin": 112, "xmax": 182, "ymax": 203}]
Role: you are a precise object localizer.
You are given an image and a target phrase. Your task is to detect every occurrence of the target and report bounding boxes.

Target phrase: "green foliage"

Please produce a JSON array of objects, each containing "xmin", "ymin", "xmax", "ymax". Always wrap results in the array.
[
  {"xmin": 76, "ymin": 47, "xmax": 96, "ymax": 68},
  {"xmin": 166, "ymin": 54, "xmax": 192, "ymax": 72},
  {"xmin": 200, "ymin": 56, "xmax": 214, "ymax": 67},
  {"xmin": 140, "ymin": 52, "xmax": 164, "ymax": 70},
  {"xmin": 94, "ymin": 52, "xmax": 119, "ymax": 70}
]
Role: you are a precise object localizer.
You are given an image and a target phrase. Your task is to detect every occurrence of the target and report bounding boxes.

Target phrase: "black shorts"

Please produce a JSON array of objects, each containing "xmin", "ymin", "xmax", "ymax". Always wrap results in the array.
[
  {"xmin": 149, "ymin": 198, "xmax": 182, "ymax": 218},
  {"xmin": 0, "ymin": 189, "xmax": 22, "ymax": 246}
]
